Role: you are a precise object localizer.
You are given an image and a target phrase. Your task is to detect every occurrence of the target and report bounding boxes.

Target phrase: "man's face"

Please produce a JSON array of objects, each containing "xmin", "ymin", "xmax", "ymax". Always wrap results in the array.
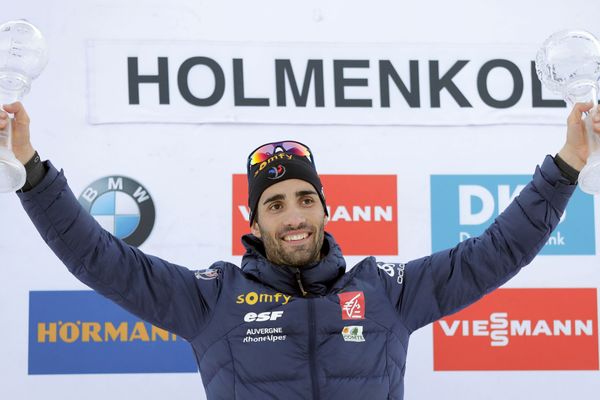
[{"xmin": 251, "ymin": 179, "xmax": 327, "ymax": 267}]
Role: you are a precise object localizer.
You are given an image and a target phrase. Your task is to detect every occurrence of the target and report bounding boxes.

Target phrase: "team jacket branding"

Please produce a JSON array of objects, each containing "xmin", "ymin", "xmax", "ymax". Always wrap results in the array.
[
  {"xmin": 433, "ymin": 288, "xmax": 599, "ymax": 371},
  {"xmin": 430, "ymin": 175, "xmax": 595, "ymax": 255},
  {"xmin": 236, "ymin": 291, "xmax": 292, "ymax": 306},
  {"xmin": 376, "ymin": 262, "xmax": 405, "ymax": 285},
  {"xmin": 233, "ymin": 174, "xmax": 397, "ymax": 255},
  {"xmin": 342, "ymin": 326, "xmax": 366, "ymax": 342},
  {"xmin": 338, "ymin": 291, "xmax": 366, "ymax": 320},
  {"xmin": 29, "ymin": 291, "xmax": 196, "ymax": 374},
  {"xmin": 195, "ymin": 268, "xmax": 220, "ymax": 280},
  {"xmin": 244, "ymin": 311, "xmax": 284, "ymax": 322},
  {"xmin": 242, "ymin": 327, "xmax": 287, "ymax": 343}
]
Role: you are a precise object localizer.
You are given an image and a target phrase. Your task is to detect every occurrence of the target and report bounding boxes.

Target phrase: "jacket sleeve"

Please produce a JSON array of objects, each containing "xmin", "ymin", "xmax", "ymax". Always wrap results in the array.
[
  {"xmin": 17, "ymin": 162, "xmax": 221, "ymax": 341},
  {"xmin": 379, "ymin": 155, "xmax": 576, "ymax": 333}
]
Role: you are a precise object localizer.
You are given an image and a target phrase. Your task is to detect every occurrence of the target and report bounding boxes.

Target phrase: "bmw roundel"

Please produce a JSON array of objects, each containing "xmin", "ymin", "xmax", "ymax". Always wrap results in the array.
[{"xmin": 77, "ymin": 176, "xmax": 156, "ymax": 247}]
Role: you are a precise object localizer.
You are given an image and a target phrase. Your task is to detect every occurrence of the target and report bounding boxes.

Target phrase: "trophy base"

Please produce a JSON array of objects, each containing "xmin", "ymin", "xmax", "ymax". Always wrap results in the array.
[
  {"xmin": 0, "ymin": 148, "xmax": 26, "ymax": 193},
  {"xmin": 579, "ymin": 154, "xmax": 600, "ymax": 195}
]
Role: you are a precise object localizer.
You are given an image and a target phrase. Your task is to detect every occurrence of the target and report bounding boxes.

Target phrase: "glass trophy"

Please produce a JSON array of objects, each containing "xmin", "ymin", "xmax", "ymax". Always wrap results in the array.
[
  {"xmin": 536, "ymin": 30, "xmax": 600, "ymax": 194},
  {"xmin": 0, "ymin": 19, "xmax": 48, "ymax": 192}
]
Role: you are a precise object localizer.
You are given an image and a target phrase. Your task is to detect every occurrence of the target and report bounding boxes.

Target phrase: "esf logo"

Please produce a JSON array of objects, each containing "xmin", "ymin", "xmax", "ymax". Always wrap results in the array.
[
  {"xmin": 430, "ymin": 175, "xmax": 595, "ymax": 255},
  {"xmin": 236, "ymin": 291, "xmax": 292, "ymax": 306},
  {"xmin": 244, "ymin": 311, "xmax": 284, "ymax": 322},
  {"xmin": 78, "ymin": 176, "xmax": 156, "ymax": 247}
]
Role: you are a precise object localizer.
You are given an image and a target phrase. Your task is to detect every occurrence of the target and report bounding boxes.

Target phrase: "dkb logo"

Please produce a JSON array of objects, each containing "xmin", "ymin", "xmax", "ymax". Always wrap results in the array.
[{"xmin": 430, "ymin": 175, "xmax": 595, "ymax": 255}]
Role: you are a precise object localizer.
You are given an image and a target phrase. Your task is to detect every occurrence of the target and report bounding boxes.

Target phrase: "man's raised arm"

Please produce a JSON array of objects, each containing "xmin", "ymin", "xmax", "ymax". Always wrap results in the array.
[{"xmin": 2, "ymin": 102, "xmax": 221, "ymax": 341}]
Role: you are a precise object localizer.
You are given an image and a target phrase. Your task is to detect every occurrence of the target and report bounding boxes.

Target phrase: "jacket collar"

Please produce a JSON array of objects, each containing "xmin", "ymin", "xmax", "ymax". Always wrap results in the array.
[{"xmin": 240, "ymin": 232, "xmax": 346, "ymax": 297}]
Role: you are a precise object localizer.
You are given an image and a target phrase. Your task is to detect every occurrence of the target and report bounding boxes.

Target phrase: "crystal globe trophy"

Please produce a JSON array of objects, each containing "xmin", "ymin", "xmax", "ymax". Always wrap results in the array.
[
  {"xmin": 536, "ymin": 30, "xmax": 600, "ymax": 194},
  {"xmin": 0, "ymin": 19, "xmax": 48, "ymax": 192}
]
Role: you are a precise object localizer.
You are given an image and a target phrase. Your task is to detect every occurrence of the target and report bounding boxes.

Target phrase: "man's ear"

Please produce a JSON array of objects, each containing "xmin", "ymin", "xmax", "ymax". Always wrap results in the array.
[
  {"xmin": 251, "ymin": 220, "xmax": 261, "ymax": 238},
  {"xmin": 324, "ymin": 214, "xmax": 329, "ymax": 226}
]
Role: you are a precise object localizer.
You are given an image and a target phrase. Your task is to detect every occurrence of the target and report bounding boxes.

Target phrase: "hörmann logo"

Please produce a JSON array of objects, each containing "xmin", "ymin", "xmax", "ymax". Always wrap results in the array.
[
  {"xmin": 29, "ymin": 291, "xmax": 196, "ymax": 374},
  {"xmin": 430, "ymin": 175, "xmax": 595, "ymax": 255},
  {"xmin": 433, "ymin": 288, "xmax": 599, "ymax": 371},
  {"xmin": 233, "ymin": 174, "xmax": 397, "ymax": 255},
  {"xmin": 37, "ymin": 321, "xmax": 176, "ymax": 344}
]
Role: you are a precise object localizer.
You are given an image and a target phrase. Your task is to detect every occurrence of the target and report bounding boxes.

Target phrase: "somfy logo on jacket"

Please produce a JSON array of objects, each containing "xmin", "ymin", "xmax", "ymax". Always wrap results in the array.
[
  {"xmin": 78, "ymin": 176, "xmax": 156, "ymax": 247},
  {"xmin": 430, "ymin": 175, "xmax": 595, "ymax": 255},
  {"xmin": 233, "ymin": 174, "xmax": 398, "ymax": 255},
  {"xmin": 433, "ymin": 288, "xmax": 599, "ymax": 371}
]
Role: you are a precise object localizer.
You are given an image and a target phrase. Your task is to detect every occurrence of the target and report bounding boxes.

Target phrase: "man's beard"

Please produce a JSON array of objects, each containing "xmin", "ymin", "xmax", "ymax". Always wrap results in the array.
[{"xmin": 259, "ymin": 220, "xmax": 325, "ymax": 267}]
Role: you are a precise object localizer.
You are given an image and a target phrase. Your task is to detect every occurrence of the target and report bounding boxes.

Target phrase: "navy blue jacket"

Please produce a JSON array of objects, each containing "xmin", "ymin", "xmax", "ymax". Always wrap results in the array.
[{"xmin": 18, "ymin": 156, "xmax": 575, "ymax": 399}]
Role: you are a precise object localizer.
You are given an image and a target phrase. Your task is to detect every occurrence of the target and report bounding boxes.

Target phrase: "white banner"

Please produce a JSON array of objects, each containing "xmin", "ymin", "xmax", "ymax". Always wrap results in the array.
[{"xmin": 87, "ymin": 40, "xmax": 570, "ymax": 127}]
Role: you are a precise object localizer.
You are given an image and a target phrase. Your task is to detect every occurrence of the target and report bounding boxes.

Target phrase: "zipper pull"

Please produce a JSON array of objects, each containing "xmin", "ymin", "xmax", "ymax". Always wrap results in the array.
[{"xmin": 294, "ymin": 268, "xmax": 308, "ymax": 297}]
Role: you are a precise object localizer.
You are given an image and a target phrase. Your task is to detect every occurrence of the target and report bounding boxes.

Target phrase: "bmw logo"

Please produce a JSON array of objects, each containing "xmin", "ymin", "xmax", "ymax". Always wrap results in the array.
[{"xmin": 77, "ymin": 176, "xmax": 156, "ymax": 247}]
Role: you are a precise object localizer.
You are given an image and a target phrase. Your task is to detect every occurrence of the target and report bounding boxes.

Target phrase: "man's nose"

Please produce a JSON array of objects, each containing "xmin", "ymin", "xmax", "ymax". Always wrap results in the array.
[{"xmin": 283, "ymin": 206, "xmax": 307, "ymax": 227}]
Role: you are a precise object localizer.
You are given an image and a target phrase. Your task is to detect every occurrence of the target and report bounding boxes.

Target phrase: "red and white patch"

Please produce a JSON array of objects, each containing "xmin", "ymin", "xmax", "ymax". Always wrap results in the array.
[{"xmin": 338, "ymin": 291, "xmax": 365, "ymax": 320}]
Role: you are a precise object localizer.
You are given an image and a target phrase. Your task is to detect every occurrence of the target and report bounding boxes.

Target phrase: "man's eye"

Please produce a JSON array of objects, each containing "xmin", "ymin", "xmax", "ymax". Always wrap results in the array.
[
  {"xmin": 302, "ymin": 198, "xmax": 315, "ymax": 205},
  {"xmin": 268, "ymin": 203, "xmax": 282, "ymax": 211}
]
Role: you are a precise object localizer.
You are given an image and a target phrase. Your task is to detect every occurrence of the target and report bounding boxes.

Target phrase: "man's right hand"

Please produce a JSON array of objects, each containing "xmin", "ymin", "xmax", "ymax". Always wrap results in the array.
[
  {"xmin": 558, "ymin": 102, "xmax": 600, "ymax": 172},
  {"xmin": 0, "ymin": 102, "xmax": 35, "ymax": 165}
]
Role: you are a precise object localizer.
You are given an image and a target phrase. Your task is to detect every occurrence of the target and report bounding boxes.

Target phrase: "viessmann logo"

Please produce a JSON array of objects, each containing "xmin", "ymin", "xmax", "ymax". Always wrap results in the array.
[
  {"xmin": 232, "ymin": 174, "xmax": 397, "ymax": 255},
  {"xmin": 430, "ymin": 175, "xmax": 595, "ymax": 254},
  {"xmin": 29, "ymin": 291, "xmax": 196, "ymax": 374},
  {"xmin": 433, "ymin": 288, "xmax": 599, "ymax": 371}
]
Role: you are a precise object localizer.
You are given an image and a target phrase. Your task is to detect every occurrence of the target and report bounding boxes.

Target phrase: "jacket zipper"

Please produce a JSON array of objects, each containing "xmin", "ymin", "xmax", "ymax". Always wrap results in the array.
[
  {"xmin": 308, "ymin": 299, "xmax": 320, "ymax": 400},
  {"xmin": 294, "ymin": 268, "xmax": 308, "ymax": 296}
]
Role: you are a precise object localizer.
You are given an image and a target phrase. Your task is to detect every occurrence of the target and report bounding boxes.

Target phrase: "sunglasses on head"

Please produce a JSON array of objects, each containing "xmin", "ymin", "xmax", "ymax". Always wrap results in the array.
[{"xmin": 247, "ymin": 140, "xmax": 315, "ymax": 171}]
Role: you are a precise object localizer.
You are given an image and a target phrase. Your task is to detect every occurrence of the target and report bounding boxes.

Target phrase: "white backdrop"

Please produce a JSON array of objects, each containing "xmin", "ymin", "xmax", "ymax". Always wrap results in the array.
[{"xmin": 1, "ymin": 1, "xmax": 599, "ymax": 399}]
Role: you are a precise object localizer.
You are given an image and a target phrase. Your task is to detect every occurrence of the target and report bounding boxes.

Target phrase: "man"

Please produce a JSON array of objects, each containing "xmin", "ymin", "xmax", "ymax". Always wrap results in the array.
[{"xmin": 3, "ymin": 101, "xmax": 599, "ymax": 399}]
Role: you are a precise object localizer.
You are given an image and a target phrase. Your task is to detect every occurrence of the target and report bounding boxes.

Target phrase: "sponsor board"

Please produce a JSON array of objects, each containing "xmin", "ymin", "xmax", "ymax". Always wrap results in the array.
[
  {"xmin": 88, "ymin": 41, "xmax": 567, "ymax": 127},
  {"xmin": 233, "ymin": 174, "xmax": 397, "ymax": 255},
  {"xmin": 433, "ymin": 288, "xmax": 599, "ymax": 371},
  {"xmin": 78, "ymin": 176, "xmax": 155, "ymax": 247},
  {"xmin": 430, "ymin": 175, "xmax": 595, "ymax": 254},
  {"xmin": 29, "ymin": 291, "xmax": 196, "ymax": 374}
]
